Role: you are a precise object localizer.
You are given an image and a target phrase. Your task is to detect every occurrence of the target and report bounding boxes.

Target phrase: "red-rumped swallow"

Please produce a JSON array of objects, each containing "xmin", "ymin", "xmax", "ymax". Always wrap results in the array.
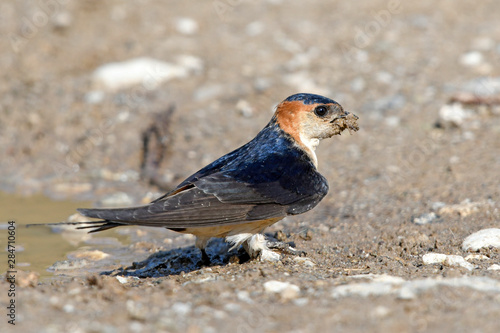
[{"xmin": 38, "ymin": 93, "xmax": 359, "ymax": 262}]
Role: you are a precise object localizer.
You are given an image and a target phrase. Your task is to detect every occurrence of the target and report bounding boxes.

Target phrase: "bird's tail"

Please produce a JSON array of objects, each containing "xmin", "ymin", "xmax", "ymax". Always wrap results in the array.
[
  {"xmin": 26, "ymin": 219, "xmax": 121, "ymax": 233},
  {"xmin": 26, "ymin": 207, "xmax": 139, "ymax": 233}
]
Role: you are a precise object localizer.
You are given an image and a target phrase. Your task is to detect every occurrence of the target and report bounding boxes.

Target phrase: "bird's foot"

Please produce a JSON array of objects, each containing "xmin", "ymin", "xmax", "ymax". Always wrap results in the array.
[
  {"xmin": 266, "ymin": 240, "xmax": 306, "ymax": 257},
  {"xmin": 243, "ymin": 234, "xmax": 281, "ymax": 262}
]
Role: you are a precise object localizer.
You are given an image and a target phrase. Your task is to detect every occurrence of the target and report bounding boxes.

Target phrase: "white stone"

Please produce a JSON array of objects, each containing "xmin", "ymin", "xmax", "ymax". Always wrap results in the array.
[
  {"xmin": 331, "ymin": 275, "xmax": 500, "ymax": 299},
  {"xmin": 438, "ymin": 103, "xmax": 474, "ymax": 127},
  {"xmin": 52, "ymin": 11, "xmax": 73, "ymax": 29},
  {"xmin": 174, "ymin": 17, "xmax": 199, "ymax": 35},
  {"xmin": 171, "ymin": 302, "xmax": 192, "ymax": 316},
  {"xmin": 462, "ymin": 77, "xmax": 500, "ymax": 97},
  {"xmin": 236, "ymin": 291, "xmax": 253, "ymax": 304},
  {"xmin": 465, "ymin": 254, "xmax": 489, "ymax": 261},
  {"xmin": 283, "ymin": 71, "xmax": 329, "ymax": 96},
  {"xmin": 331, "ymin": 281, "xmax": 399, "ymax": 298},
  {"xmin": 350, "ymin": 77, "xmax": 366, "ymax": 92},
  {"xmin": 487, "ymin": 264, "xmax": 500, "ymax": 271},
  {"xmin": 462, "ymin": 228, "xmax": 500, "ymax": 251},
  {"xmin": 437, "ymin": 199, "xmax": 492, "ymax": 217},
  {"xmin": 431, "ymin": 201, "xmax": 446, "ymax": 211},
  {"xmin": 293, "ymin": 257, "xmax": 315, "ymax": 267},
  {"xmin": 472, "ymin": 37, "xmax": 495, "ymax": 51},
  {"xmin": 375, "ymin": 71, "xmax": 393, "ymax": 84},
  {"xmin": 92, "ymin": 57, "xmax": 201, "ymax": 91},
  {"xmin": 445, "ymin": 255, "xmax": 475, "ymax": 271},
  {"xmin": 371, "ymin": 306, "xmax": 391, "ymax": 318},
  {"xmin": 63, "ymin": 304, "xmax": 75, "ymax": 313},
  {"xmin": 293, "ymin": 298, "xmax": 309, "ymax": 306},
  {"xmin": 422, "ymin": 253, "xmax": 475, "ymax": 271},
  {"xmin": 412, "ymin": 212, "xmax": 439, "ymax": 225},
  {"xmin": 246, "ymin": 21, "xmax": 265, "ymax": 36},
  {"xmin": 84, "ymin": 91, "xmax": 105, "ymax": 104},
  {"xmin": 264, "ymin": 280, "xmax": 300, "ymax": 300},
  {"xmin": 99, "ymin": 192, "xmax": 134, "ymax": 207},
  {"xmin": 460, "ymin": 51, "xmax": 484, "ymax": 66},
  {"xmin": 116, "ymin": 276, "xmax": 129, "ymax": 284},
  {"xmin": 385, "ymin": 116, "xmax": 400, "ymax": 127},
  {"xmin": 422, "ymin": 253, "xmax": 447, "ymax": 265}
]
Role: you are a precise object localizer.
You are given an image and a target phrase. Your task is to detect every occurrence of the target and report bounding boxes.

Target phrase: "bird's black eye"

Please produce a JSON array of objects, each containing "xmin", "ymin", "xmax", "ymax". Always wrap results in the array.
[{"xmin": 314, "ymin": 105, "xmax": 328, "ymax": 117}]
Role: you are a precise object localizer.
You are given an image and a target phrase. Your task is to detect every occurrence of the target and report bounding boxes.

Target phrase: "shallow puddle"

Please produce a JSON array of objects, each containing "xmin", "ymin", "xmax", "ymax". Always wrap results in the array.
[
  {"xmin": 0, "ymin": 192, "xmax": 203, "ymax": 280},
  {"xmin": 0, "ymin": 192, "xmax": 123, "ymax": 280}
]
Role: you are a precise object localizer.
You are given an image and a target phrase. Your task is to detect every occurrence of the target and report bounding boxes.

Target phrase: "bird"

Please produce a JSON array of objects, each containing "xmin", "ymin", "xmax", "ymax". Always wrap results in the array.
[{"xmin": 39, "ymin": 93, "xmax": 359, "ymax": 263}]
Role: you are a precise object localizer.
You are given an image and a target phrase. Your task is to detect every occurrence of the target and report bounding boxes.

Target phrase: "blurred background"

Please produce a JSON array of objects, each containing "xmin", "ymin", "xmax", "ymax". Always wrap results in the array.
[
  {"xmin": 1, "ymin": 0, "xmax": 498, "ymax": 201},
  {"xmin": 1, "ymin": 0, "xmax": 500, "ymax": 332}
]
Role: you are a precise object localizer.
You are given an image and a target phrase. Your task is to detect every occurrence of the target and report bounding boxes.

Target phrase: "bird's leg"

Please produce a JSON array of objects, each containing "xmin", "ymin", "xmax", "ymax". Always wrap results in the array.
[
  {"xmin": 200, "ymin": 248, "xmax": 211, "ymax": 266},
  {"xmin": 195, "ymin": 236, "xmax": 211, "ymax": 266},
  {"xmin": 266, "ymin": 240, "xmax": 306, "ymax": 257}
]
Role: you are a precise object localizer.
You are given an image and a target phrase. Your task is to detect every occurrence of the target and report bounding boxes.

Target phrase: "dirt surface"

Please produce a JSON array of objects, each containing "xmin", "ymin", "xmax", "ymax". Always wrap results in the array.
[{"xmin": 2, "ymin": 0, "xmax": 500, "ymax": 332}]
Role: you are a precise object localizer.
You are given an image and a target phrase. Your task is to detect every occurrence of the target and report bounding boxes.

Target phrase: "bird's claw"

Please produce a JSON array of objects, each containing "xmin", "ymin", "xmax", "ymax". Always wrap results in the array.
[{"xmin": 266, "ymin": 240, "xmax": 306, "ymax": 257}]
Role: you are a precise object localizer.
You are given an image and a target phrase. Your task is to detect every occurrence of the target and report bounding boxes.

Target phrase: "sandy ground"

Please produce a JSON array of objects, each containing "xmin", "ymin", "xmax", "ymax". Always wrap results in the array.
[{"xmin": 1, "ymin": 0, "xmax": 500, "ymax": 332}]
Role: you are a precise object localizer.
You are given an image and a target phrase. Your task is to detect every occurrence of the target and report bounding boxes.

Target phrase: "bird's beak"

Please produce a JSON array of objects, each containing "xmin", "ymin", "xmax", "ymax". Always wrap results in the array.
[{"xmin": 330, "ymin": 111, "xmax": 359, "ymax": 134}]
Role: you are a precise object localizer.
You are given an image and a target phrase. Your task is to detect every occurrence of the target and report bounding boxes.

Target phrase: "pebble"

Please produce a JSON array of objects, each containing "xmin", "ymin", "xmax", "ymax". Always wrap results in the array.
[
  {"xmin": 412, "ymin": 212, "xmax": 439, "ymax": 225},
  {"xmin": 283, "ymin": 71, "xmax": 329, "ymax": 96},
  {"xmin": 422, "ymin": 253, "xmax": 475, "ymax": 271},
  {"xmin": 236, "ymin": 99, "xmax": 254, "ymax": 118},
  {"xmin": 15, "ymin": 270, "xmax": 39, "ymax": 288},
  {"xmin": 223, "ymin": 303, "xmax": 241, "ymax": 313},
  {"xmin": 253, "ymin": 77, "xmax": 272, "ymax": 92},
  {"xmin": 48, "ymin": 259, "xmax": 90, "ymax": 271},
  {"xmin": 373, "ymin": 94, "xmax": 406, "ymax": 111},
  {"xmin": 63, "ymin": 304, "xmax": 75, "ymax": 313},
  {"xmin": 459, "ymin": 51, "xmax": 484, "ymax": 67},
  {"xmin": 422, "ymin": 253, "xmax": 447, "ymax": 264},
  {"xmin": 462, "ymin": 228, "xmax": 500, "ymax": 251},
  {"xmin": 437, "ymin": 103, "xmax": 474, "ymax": 128},
  {"xmin": 462, "ymin": 76, "xmax": 500, "ymax": 97},
  {"xmin": 293, "ymin": 298, "xmax": 309, "ymax": 307},
  {"xmin": 293, "ymin": 257, "xmax": 315, "ymax": 267},
  {"xmin": 116, "ymin": 276, "xmax": 129, "ymax": 284},
  {"xmin": 350, "ymin": 77, "xmax": 366, "ymax": 92},
  {"xmin": 52, "ymin": 11, "xmax": 73, "ymax": 29},
  {"xmin": 126, "ymin": 300, "xmax": 148, "ymax": 321},
  {"xmin": 193, "ymin": 84, "xmax": 224, "ymax": 101},
  {"xmin": 246, "ymin": 21, "xmax": 265, "ymax": 36},
  {"xmin": 331, "ymin": 275, "xmax": 500, "ymax": 299},
  {"xmin": 92, "ymin": 57, "xmax": 201, "ymax": 91},
  {"xmin": 72, "ymin": 250, "xmax": 110, "ymax": 261},
  {"xmin": 371, "ymin": 305, "xmax": 391, "ymax": 319},
  {"xmin": 375, "ymin": 71, "xmax": 393, "ymax": 84},
  {"xmin": 174, "ymin": 17, "xmax": 199, "ymax": 35},
  {"xmin": 472, "ymin": 37, "xmax": 495, "ymax": 51},
  {"xmin": 171, "ymin": 302, "xmax": 192, "ymax": 316},
  {"xmin": 263, "ymin": 280, "xmax": 300, "ymax": 300},
  {"xmin": 465, "ymin": 254, "xmax": 489, "ymax": 261},
  {"xmin": 236, "ymin": 290, "xmax": 253, "ymax": 304},
  {"xmin": 84, "ymin": 90, "xmax": 105, "ymax": 104},
  {"xmin": 52, "ymin": 182, "xmax": 92, "ymax": 195},
  {"xmin": 436, "ymin": 199, "xmax": 492, "ymax": 217},
  {"xmin": 384, "ymin": 116, "xmax": 400, "ymax": 127},
  {"xmin": 99, "ymin": 192, "xmax": 134, "ymax": 207},
  {"xmin": 488, "ymin": 264, "xmax": 500, "ymax": 271}
]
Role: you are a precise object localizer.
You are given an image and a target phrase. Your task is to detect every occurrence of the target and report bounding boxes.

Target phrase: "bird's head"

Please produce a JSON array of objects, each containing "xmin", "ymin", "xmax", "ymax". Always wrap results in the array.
[{"xmin": 275, "ymin": 93, "xmax": 359, "ymax": 166}]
